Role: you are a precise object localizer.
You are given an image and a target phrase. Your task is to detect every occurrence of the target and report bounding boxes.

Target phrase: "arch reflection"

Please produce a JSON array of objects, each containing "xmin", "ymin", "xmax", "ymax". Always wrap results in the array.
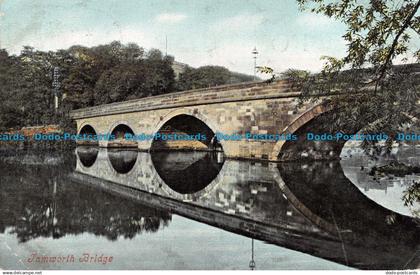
[
  {"xmin": 151, "ymin": 151, "xmax": 224, "ymax": 194},
  {"xmin": 277, "ymin": 161, "xmax": 420, "ymax": 249},
  {"xmin": 76, "ymin": 146, "xmax": 99, "ymax": 168},
  {"xmin": 108, "ymin": 149, "xmax": 138, "ymax": 174}
]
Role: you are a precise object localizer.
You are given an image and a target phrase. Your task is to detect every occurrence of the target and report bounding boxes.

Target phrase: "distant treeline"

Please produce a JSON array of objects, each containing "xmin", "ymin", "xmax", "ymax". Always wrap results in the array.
[{"xmin": 0, "ymin": 41, "xmax": 255, "ymax": 130}]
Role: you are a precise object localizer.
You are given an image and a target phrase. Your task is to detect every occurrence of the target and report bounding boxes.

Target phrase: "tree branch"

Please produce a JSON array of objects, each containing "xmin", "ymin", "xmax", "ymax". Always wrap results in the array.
[
  {"xmin": 408, "ymin": 22, "xmax": 420, "ymax": 35},
  {"xmin": 376, "ymin": 1, "xmax": 420, "ymax": 83}
]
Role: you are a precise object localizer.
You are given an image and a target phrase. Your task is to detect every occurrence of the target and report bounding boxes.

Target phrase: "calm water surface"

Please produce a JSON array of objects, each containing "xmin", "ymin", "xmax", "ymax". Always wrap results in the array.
[{"xmin": 0, "ymin": 147, "xmax": 419, "ymax": 270}]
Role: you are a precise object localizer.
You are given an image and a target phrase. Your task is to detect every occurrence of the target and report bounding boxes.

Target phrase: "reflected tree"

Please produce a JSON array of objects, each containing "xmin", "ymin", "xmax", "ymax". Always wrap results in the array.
[
  {"xmin": 0, "ymin": 155, "xmax": 171, "ymax": 243},
  {"xmin": 402, "ymin": 181, "xmax": 420, "ymax": 217}
]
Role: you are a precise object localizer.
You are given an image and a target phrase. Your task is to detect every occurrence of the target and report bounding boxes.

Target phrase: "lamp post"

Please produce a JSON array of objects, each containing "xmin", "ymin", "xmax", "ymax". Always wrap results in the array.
[
  {"xmin": 252, "ymin": 47, "xmax": 258, "ymax": 81},
  {"xmin": 52, "ymin": 67, "xmax": 60, "ymax": 113},
  {"xmin": 249, "ymin": 238, "xmax": 256, "ymax": 270}
]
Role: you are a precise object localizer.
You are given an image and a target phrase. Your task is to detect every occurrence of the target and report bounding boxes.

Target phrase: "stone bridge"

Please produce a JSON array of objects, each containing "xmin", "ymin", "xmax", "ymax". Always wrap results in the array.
[{"xmin": 70, "ymin": 80, "xmax": 349, "ymax": 161}]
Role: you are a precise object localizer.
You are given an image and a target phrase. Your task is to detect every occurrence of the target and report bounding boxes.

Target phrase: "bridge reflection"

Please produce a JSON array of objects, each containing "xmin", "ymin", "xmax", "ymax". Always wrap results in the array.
[
  {"xmin": 71, "ymin": 148, "xmax": 420, "ymax": 269},
  {"xmin": 107, "ymin": 148, "xmax": 138, "ymax": 174},
  {"xmin": 76, "ymin": 146, "xmax": 98, "ymax": 167},
  {"xmin": 277, "ymin": 161, "xmax": 420, "ymax": 268},
  {"xmin": 0, "ymin": 148, "xmax": 418, "ymax": 269},
  {"xmin": 151, "ymin": 151, "xmax": 224, "ymax": 194}
]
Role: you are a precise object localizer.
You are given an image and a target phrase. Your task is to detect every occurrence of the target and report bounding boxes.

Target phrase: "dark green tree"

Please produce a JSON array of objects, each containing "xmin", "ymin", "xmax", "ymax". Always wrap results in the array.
[
  {"xmin": 93, "ymin": 48, "xmax": 175, "ymax": 104},
  {"xmin": 15, "ymin": 47, "xmax": 58, "ymax": 127},
  {"xmin": 0, "ymin": 41, "xmax": 254, "ymax": 129},
  {"xmin": 177, "ymin": 65, "xmax": 256, "ymax": 90},
  {"xmin": 177, "ymin": 65, "xmax": 232, "ymax": 90},
  {"xmin": 0, "ymin": 50, "xmax": 24, "ymax": 129}
]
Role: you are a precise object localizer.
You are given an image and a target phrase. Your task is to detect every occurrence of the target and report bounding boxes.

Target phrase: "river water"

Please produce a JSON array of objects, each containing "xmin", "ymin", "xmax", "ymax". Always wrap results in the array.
[{"xmin": 0, "ymin": 147, "xmax": 419, "ymax": 270}]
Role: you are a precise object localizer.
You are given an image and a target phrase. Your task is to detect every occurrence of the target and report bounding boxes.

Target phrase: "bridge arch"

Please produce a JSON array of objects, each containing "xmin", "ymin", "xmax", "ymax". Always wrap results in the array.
[
  {"xmin": 77, "ymin": 123, "xmax": 99, "ymax": 146},
  {"xmin": 78, "ymin": 123, "xmax": 97, "ymax": 135},
  {"xmin": 272, "ymin": 100, "xmax": 382, "ymax": 161},
  {"xmin": 271, "ymin": 103, "xmax": 331, "ymax": 161},
  {"xmin": 107, "ymin": 121, "xmax": 137, "ymax": 148},
  {"xmin": 149, "ymin": 108, "xmax": 224, "ymax": 152}
]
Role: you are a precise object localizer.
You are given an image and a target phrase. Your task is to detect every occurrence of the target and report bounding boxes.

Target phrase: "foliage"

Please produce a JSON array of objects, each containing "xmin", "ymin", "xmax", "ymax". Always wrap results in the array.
[
  {"xmin": 402, "ymin": 181, "xmax": 420, "ymax": 218},
  {"xmin": 0, "ymin": 50, "xmax": 24, "ymax": 128},
  {"xmin": 177, "ymin": 65, "xmax": 255, "ymax": 90},
  {"xmin": 290, "ymin": 0, "xmax": 420, "ymax": 155},
  {"xmin": 0, "ymin": 41, "xmax": 254, "ymax": 131},
  {"xmin": 256, "ymin": 66, "xmax": 276, "ymax": 83},
  {"xmin": 403, "ymin": 181, "xmax": 420, "ymax": 206},
  {"xmin": 93, "ymin": 51, "xmax": 175, "ymax": 105}
]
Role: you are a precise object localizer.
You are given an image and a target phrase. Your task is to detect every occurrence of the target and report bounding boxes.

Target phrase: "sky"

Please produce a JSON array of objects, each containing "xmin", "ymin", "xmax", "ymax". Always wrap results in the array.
[{"xmin": 0, "ymin": 0, "xmax": 415, "ymax": 76}]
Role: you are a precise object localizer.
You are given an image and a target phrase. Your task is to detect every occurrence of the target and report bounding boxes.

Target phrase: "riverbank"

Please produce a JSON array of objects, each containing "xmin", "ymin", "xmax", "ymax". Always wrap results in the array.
[{"xmin": 0, "ymin": 124, "xmax": 76, "ymax": 150}]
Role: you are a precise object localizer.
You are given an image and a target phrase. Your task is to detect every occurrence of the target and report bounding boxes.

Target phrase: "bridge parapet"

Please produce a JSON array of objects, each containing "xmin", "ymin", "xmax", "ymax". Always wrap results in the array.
[{"xmin": 70, "ymin": 80, "xmax": 299, "ymax": 119}]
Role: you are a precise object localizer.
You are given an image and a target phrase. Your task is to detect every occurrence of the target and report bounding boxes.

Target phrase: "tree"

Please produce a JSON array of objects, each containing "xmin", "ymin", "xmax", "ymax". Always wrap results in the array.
[
  {"xmin": 288, "ymin": 0, "xmax": 420, "ymax": 154},
  {"xmin": 93, "ymin": 48, "xmax": 175, "ymax": 104},
  {"xmin": 0, "ymin": 41, "xmax": 255, "ymax": 127},
  {"xmin": 94, "ymin": 64, "xmax": 146, "ymax": 104},
  {"xmin": 15, "ymin": 47, "xmax": 57, "ymax": 126},
  {"xmin": 287, "ymin": 0, "xmax": 420, "ymax": 214},
  {"xmin": 0, "ymin": 50, "xmax": 23, "ymax": 129},
  {"xmin": 177, "ymin": 65, "xmax": 257, "ymax": 91},
  {"xmin": 177, "ymin": 66, "xmax": 230, "ymax": 90},
  {"xmin": 142, "ymin": 52, "xmax": 176, "ymax": 97},
  {"xmin": 62, "ymin": 44, "xmax": 121, "ymax": 109}
]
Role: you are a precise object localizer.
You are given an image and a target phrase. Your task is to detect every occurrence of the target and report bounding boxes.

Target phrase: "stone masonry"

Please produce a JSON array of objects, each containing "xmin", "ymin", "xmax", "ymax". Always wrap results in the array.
[{"xmin": 70, "ymin": 80, "xmax": 332, "ymax": 161}]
